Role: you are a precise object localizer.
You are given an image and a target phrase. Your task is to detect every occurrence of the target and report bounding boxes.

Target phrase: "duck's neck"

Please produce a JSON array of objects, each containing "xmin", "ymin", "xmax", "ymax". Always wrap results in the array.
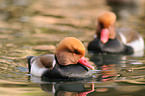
[{"xmin": 108, "ymin": 25, "xmax": 116, "ymax": 39}]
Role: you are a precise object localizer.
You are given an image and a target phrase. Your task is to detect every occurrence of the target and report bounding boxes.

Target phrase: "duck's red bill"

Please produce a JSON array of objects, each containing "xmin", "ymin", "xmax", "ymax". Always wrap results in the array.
[
  {"xmin": 78, "ymin": 57, "xmax": 94, "ymax": 70},
  {"xmin": 100, "ymin": 28, "xmax": 109, "ymax": 44}
]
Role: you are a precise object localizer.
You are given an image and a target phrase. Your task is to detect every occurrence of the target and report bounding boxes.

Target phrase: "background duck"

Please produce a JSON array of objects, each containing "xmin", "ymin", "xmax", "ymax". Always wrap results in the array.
[
  {"xmin": 88, "ymin": 11, "xmax": 144, "ymax": 55},
  {"xmin": 27, "ymin": 37, "xmax": 94, "ymax": 80}
]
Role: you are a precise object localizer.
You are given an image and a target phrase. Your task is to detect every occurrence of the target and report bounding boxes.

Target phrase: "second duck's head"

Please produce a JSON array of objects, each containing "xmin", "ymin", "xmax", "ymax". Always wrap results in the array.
[{"xmin": 97, "ymin": 11, "xmax": 117, "ymax": 44}]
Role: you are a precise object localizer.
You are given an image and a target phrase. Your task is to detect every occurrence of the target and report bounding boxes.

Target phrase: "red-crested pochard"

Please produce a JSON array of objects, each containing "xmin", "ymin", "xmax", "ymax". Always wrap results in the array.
[
  {"xmin": 27, "ymin": 37, "xmax": 94, "ymax": 80},
  {"xmin": 88, "ymin": 11, "xmax": 144, "ymax": 55}
]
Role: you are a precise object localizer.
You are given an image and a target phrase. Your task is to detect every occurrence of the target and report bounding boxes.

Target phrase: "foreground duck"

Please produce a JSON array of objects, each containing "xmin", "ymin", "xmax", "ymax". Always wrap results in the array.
[
  {"xmin": 88, "ymin": 11, "xmax": 144, "ymax": 54},
  {"xmin": 27, "ymin": 37, "xmax": 94, "ymax": 80}
]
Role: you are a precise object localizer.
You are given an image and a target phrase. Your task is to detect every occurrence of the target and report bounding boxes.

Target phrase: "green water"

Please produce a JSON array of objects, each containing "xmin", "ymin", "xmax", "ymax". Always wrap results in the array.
[{"xmin": 0, "ymin": 0, "xmax": 145, "ymax": 96}]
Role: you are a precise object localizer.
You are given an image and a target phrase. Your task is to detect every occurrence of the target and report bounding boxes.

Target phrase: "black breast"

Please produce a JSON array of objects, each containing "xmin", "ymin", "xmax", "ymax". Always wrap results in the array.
[
  {"xmin": 100, "ymin": 38, "xmax": 125, "ymax": 53},
  {"xmin": 88, "ymin": 38, "xmax": 132, "ymax": 54},
  {"xmin": 41, "ymin": 63, "xmax": 92, "ymax": 80}
]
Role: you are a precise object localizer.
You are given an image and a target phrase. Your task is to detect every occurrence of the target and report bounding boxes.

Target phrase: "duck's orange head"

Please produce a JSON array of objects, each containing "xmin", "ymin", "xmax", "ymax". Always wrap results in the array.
[
  {"xmin": 55, "ymin": 37, "xmax": 94, "ymax": 70},
  {"xmin": 97, "ymin": 11, "xmax": 116, "ymax": 43}
]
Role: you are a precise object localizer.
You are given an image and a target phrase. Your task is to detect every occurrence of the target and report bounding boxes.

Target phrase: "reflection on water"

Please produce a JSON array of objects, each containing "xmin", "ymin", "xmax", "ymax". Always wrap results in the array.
[
  {"xmin": 0, "ymin": 0, "xmax": 145, "ymax": 95},
  {"xmin": 39, "ymin": 82, "xmax": 145, "ymax": 96},
  {"xmin": 90, "ymin": 54, "xmax": 145, "ymax": 82},
  {"xmin": 40, "ymin": 83, "xmax": 94, "ymax": 96}
]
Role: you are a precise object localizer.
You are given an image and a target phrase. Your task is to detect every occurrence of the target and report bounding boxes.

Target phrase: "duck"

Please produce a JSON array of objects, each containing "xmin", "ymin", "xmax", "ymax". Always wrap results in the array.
[
  {"xmin": 27, "ymin": 37, "xmax": 94, "ymax": 80},
  {"xmin": 87, "ymin": 11, "xmax": 144, "ymax": 55}
]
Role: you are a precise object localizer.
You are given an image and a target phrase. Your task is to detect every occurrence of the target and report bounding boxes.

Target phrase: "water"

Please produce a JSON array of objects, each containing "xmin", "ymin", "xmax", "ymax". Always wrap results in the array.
[{"xmin": 0, "ymin": 0, "xmax": 145, "ymax": 95}]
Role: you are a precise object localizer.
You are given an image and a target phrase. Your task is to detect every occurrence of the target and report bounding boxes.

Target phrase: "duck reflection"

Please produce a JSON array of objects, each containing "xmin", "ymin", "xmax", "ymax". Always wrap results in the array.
[
  {"xmin": 40, "ymin": 83, "xmax": 94, "ymax": 96},
  {"xmin": 97, "ymin": 64, "xmax": 117, "ymax": 81},
  {"xmin": 90, "ymin": 54, "xmax": 126, "ymax": 81}
]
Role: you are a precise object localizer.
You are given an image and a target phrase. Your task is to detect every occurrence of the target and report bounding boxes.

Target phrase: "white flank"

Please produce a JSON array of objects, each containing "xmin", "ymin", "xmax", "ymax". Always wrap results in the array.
[
  {"xmin": 31, "ymin": 60, "xmax": 48, "ymax": 77},
  {"xmin": 126, "ymin": 35, "xmax": 144, "ymax": 52}
]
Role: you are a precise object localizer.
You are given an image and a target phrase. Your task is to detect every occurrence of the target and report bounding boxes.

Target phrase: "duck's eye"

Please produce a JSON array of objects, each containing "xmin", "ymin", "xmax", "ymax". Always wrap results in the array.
[{"xmin": 74, "ymin": 50, "xmax": 80, "ymax": 54}]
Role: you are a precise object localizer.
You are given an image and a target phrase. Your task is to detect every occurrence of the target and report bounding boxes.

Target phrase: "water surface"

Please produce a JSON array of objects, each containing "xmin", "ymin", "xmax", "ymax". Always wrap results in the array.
[{"xmin": 0, "ymin": 0, "xmax": 145, "ymax": 95}]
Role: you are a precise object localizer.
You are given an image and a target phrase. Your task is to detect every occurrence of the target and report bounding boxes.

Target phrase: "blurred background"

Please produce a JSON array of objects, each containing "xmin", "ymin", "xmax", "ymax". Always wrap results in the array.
[{"xmin": 0, "ymin": 0, "xmax": 145, "ymax": 95}]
